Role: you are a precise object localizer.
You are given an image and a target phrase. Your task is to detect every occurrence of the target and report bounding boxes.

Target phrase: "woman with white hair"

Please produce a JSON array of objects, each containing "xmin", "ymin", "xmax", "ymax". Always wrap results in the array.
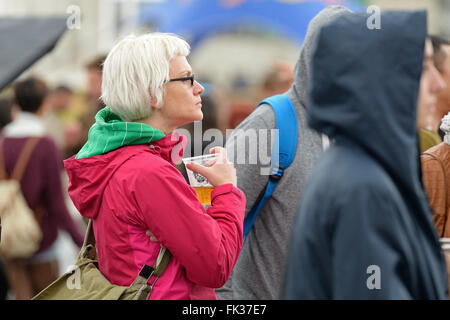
[{"xmin": 64, "ymin": 33, "xmax": 246, "ymax": 299}]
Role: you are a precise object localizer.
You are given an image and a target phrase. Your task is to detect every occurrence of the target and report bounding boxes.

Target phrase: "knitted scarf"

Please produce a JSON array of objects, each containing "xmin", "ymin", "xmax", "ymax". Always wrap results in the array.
[{"xmin": 76, "ymin": 107, "xmax": 165, "ymax": 159}]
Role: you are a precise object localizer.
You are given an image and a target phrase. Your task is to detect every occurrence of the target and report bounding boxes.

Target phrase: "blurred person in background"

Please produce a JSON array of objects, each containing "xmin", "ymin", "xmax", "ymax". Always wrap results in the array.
[
  {"xmin": 79, "ymin": 55, "xmax": 107, "ymax": 136},
  {"xmin": 1, "ymin": 77, "xmax": 84, "ymax": 300},
  {"xmin": 42, "ymin": 85, "xmax": 86, "ymax": 230},
  {"xmin": 227, "ymin": 61, "xmax": 294, "ymax": 131},
  {"xmin": 284, "ymin": 12, "xmax": 448, "ymax": 299},
  {"xmin": 0, "ymin": 98, "xmax": 14, "ymax": 300},
  {"xmin": 430, "ymin": 36, "xmax": 450, "ymax": 140},
  {"xmin": 227, "ymin": 75, "xmax": 255, "ymax": 130},
  {"xmin": 46, "ymin": 86, "xmax": 73, "ymax": 114},
  {"xmin": 63, "ymin": 55, "xmax": 106, "ymax": 158},
  {"xmin": 417, "ymin": 92, "xmax": 443, "ymax": 153},
  {"xmin": 422, "ymin": 37, "xmax": 450, "ymax": 240},
  {"xmin": 420, "ymin": 36, "xmax": 449, "ymax": 246},
  {"xmin": 64, "ymin": 33, "xmax": 245, "ymax": 299},
  {"xmin": 422, "ymin": 116, "xmax": 450, "ymax": 231},
  {"xmin": 422, "ymin": 113, "xmax": 450, "ymax": 291},
  {"xmin": 260, "ymin": 60, "xmax": 294, "ymax": 100},
  {"xmin": 0, "ymin": 98, "xmax": 15, "ymax": 130},
  {"xmin": 217, "ymin": 6, "xmax": 350, "ymax": 300},
  {"xmin": 41, "ymin": 85, "xmax": 74, "ymax": 149},
  {"xmin": 418, "ymin": 36, "xmax": 450, "ymax": 152}
]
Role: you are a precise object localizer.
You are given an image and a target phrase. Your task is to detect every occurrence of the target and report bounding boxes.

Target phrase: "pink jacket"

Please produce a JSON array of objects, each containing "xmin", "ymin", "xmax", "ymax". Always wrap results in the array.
[{"xmin": 64, "ymin": 133, "xmax": 246, "ymax": 300}]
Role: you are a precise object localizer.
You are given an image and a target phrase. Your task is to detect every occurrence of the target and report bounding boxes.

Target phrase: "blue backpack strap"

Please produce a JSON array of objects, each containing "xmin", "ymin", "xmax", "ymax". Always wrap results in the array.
[{"xmin": 243, "ymin": 94, "xmax": 298, "ymax": 240}]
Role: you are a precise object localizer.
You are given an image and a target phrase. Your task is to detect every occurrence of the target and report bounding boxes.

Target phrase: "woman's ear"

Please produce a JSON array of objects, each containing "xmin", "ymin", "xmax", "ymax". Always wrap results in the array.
[{"xmin": 149, "ymin": 92, "xmax": 162, "ymax": 110}]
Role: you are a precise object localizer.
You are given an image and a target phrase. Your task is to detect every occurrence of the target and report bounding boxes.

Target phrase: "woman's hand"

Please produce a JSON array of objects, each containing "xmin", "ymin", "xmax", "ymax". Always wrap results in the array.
[{"xmin": 185, "ymin": 147, "xmax": 237, "ymax": 187}]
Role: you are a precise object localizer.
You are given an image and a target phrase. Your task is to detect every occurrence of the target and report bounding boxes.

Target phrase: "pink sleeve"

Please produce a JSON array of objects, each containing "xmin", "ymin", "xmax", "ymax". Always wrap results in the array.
[{"xmin": 132, "ymin": 164, "xmax": 246, "ymax": 288}]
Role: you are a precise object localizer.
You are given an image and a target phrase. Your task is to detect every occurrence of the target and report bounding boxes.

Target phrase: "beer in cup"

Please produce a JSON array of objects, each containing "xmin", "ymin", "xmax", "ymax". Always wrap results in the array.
[{"xmin": 182, "ymin": 154, "xmax": 219, "ymax": 205}]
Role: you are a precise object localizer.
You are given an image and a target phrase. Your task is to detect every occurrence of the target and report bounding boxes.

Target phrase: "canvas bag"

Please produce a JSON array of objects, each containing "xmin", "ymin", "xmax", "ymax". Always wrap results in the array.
[
  {"xmin": 0, "ymin": 137, "xmax": 43, "ymax": 259},
  {"xmin": 33, "ymin": 219, "xmax": 172, "ymax": 300}
]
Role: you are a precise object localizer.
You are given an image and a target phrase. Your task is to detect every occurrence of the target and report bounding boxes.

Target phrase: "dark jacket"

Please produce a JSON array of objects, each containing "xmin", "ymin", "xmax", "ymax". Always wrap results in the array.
[{"xmin": 284, "ymin": 11, "xmax": 448, "ymax": 299}]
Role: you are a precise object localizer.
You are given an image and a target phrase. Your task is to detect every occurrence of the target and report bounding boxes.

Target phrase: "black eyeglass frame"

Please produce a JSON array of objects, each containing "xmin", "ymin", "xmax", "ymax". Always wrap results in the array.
[{"xmin": 166, "ymin": 75, "xmax": 195, "ymax": 86}]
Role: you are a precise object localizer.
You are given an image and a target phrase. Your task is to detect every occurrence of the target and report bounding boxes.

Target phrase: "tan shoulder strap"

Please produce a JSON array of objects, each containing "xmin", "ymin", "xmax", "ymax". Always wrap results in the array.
[
  {"xmin": 83, "ymin": 219, "xmax": 96, "ymax": 247},
  {"xmin": 0, "ymin": 137, "xmax": 7, "ymax": 180},
  {"xmin": 11, "ymin": 137, "xmax": 41, "ymax": 182},
  {"xmin": 422, "ymin": 151, "xmax": 448, "ymax": 237},
  {"xmin": 153, "ymin": 247, "xmax": 172, "ymax": 277}
]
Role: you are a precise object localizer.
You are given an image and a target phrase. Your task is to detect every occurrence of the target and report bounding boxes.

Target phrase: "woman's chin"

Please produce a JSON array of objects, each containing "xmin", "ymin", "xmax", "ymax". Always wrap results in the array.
[
  {"xmin": 192, "ymin": 111, "xmax": 204, "ymax": 122},
  {"xmin": 178, "ymin": 112, "xmax": 203, "ymax": 127}
]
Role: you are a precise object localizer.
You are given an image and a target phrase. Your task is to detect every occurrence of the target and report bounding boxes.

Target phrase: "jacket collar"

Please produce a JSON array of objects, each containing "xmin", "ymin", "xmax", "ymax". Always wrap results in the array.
[{"xmin": 148, "ymin": 131, "xmax": 187, "ymax": 165}]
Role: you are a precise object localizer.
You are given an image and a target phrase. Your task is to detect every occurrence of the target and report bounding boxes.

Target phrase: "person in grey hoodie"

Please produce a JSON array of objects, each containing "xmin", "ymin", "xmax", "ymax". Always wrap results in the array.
[{"xmin": 216, "ymin": 5, "xmax": 351, "ymax": 300}]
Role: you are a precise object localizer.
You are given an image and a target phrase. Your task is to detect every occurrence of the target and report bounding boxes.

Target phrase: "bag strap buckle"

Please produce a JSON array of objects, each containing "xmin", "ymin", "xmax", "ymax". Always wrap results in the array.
[{"xmin": 269, "ymin": 166, "xmax": 284, "ymax": 182}]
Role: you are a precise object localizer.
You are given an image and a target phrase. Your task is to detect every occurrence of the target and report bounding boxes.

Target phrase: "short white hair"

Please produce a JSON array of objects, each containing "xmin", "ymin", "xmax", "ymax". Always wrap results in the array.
[
  {"xmin": 441, "ymin": 112, "xmax": 450, "ymax": 134},
  {"xmin": 101, "ymin": 33, "xmax": 190, "ymax": 121}
]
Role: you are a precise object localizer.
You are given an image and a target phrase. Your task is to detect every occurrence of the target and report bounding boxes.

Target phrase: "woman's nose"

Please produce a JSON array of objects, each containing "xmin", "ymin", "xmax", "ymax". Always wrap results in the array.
[{"xmin": 194, "ymin": 80, "xmax": 204, "ymax": 95}]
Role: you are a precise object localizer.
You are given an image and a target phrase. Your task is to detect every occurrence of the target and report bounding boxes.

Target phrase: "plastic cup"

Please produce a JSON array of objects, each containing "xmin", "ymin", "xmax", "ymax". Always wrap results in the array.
[{"xmin": 182, "ymin": 154, "xmax": 219, "ymax": 205}]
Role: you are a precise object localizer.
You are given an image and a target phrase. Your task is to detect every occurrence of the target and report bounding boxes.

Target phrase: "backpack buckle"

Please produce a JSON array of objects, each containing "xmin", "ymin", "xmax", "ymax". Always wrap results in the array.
[
  {"xmin": 269, "ymin": 166, "xmax": 284, "ymax": 182},
  {"xmin": 138, "ymin": 264, "xmax": 154, "ymax": 280}
]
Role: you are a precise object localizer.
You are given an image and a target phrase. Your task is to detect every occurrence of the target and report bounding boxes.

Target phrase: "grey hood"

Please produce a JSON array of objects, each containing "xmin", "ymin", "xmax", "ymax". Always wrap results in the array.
[{"xmin": 290, "ymin": 5, "xmax": 352, "ymax": 108}]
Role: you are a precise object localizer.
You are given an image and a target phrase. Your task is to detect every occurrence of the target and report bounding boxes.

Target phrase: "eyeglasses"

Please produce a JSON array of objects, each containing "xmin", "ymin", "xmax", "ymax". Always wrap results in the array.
[{"xmin": 166, "ymin": 74, "xmax": 195, "ymax": 86}]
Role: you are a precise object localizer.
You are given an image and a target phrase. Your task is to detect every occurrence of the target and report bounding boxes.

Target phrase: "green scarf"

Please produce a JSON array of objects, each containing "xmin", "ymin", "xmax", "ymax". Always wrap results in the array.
[{"xmin": 75, "ymin": 107, "xmax": 166, "ymax": 159}]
